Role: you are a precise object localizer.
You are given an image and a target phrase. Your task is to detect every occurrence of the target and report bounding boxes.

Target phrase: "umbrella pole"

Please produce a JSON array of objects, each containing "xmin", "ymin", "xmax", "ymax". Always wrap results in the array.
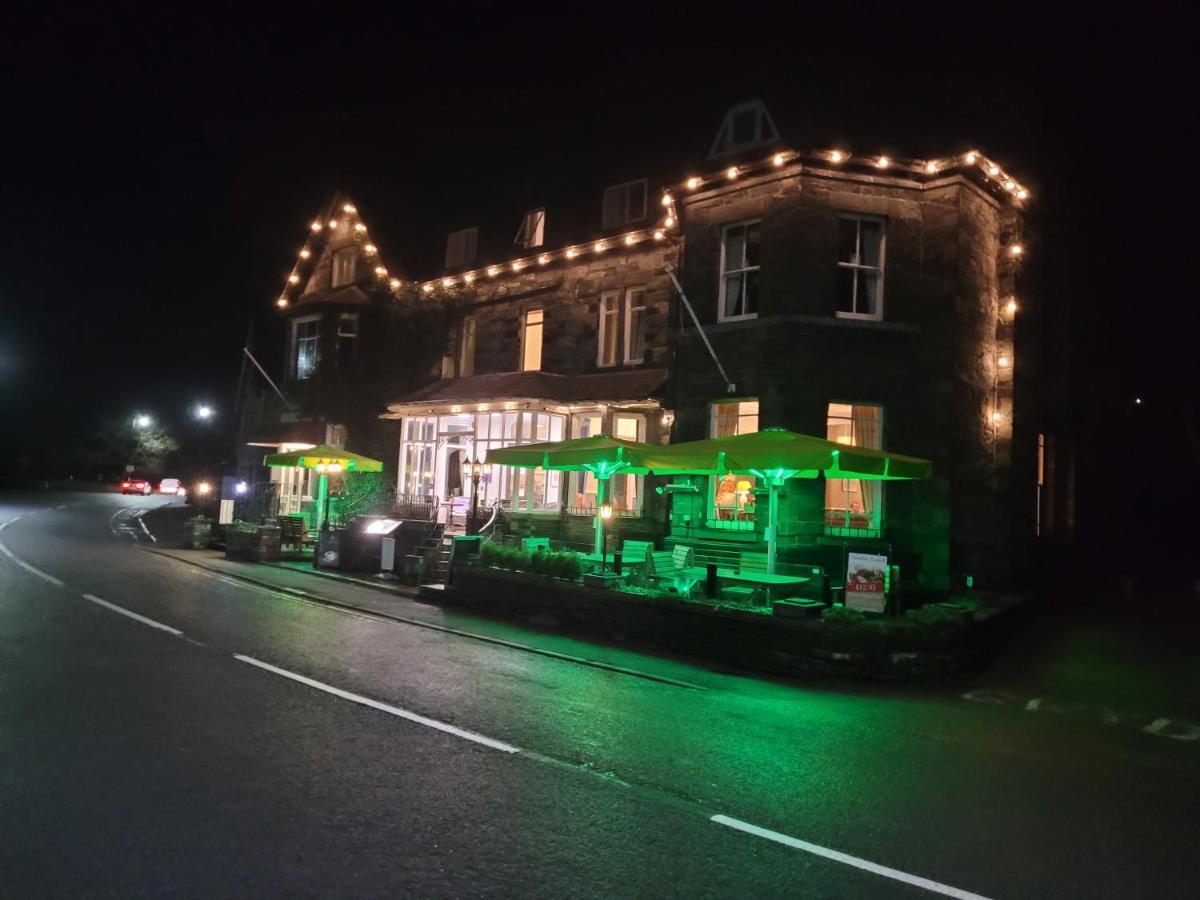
[
  {"xmin": 767, "ymin": 479, "xmax": 780, "ymax": 576},
  {"xmin": 594, "ymin": 477, "xmax": 607, "ymax": 558},
  {"xmin": 315, "ymin": 473, "xmax": 328, "ymax": 532}
]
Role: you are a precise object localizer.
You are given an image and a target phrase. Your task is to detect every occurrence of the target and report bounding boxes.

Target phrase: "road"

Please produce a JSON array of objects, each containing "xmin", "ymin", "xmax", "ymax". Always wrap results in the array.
[{"xmin": 1, "ymin": 491, "xmax": 1196, "ymax": 897}]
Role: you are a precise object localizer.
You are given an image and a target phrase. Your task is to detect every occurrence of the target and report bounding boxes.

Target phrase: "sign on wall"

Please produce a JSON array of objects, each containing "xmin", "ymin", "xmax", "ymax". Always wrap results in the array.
[{"xmin": 846, "ymin": 552, "xmax": 888, "ymax": 613}]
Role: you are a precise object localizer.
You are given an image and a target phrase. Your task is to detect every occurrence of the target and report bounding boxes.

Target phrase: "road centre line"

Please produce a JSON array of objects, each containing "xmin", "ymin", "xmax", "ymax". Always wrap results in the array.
[
  {"xmin": 710, "ymin": 815, "xmax": 991, "ymax": 900},
  {"xmin": 233, "ymin": 654, "xmax": 521, "ymax": 754},
  {"xmin": 0, "ymin": 541, "xmax": 65, "ymax": 586},
  {"xmin": 82, "ymin": 594, "xmax": 184, "ymax": 635}
]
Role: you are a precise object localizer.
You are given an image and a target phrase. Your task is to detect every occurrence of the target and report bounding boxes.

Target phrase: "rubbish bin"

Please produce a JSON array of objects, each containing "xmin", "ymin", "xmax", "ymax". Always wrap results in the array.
[{"xmin": 448, "ymin": 535, "xmax": 483, "ymax": 584}]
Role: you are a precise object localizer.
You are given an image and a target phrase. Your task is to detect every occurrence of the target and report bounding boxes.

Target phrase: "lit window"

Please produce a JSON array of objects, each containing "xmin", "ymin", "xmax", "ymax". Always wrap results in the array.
[
  {"xmin": 624, "ymin": 288, "xmax": 646, "ymax": 364},
  {"xmin": 460, "ymin": 316, "xmax": 476, "ymax": 377},
  {"xmin": 293, "ymin": 317, "xmax": 320, "ymax": 380},
  {"xmin": 824, "ymin": 402, "xmax": 883, "ymax": 535},
  {"xmin": 331, "ymin": 247, "xmax": 357, "ymax": 288},
  {"xmin": 337, "ymin": 314, "xmax": 358, "ymax": 369},
  {"xmin": 601, "ymin": 179, "xmax": 648, "ymax": 230},
  {"xmin": 598, "ymin": 291, "xmax": 620, "ymax": 367},
  {"xmin": 718, "ymin": 221, "xmax": 761, "ymax": 321},
  {"xmin": 515, "ymin": 210, "xmax": 545, "ymax": 249},
  {"xmin": 445, "ymin": 227, "xmax": 479, "ymax": 268},
  {"xmin": 520, "ymin": 308, "xmax": 543, "ymax": 372},
  {"xmin": 709, "ymin": 399, "xmax": 759, "ymax": 528},
  {"xmin": 611, "ymin": 413, "xmax": 645, "ymax": 513},
  {"xmin": 836, "ymin": 215, "xmax": 885, "ymax": 320}
]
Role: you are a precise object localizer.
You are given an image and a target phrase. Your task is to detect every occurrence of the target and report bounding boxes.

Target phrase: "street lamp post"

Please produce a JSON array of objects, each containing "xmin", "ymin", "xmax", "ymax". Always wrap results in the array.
[
  {"xmin": 461, "ymin": 459, "xmax": 484, "ymax": 535},
  {"xmin": 599, "ymin": 502, "xmax": 613, "ymax": 573}
]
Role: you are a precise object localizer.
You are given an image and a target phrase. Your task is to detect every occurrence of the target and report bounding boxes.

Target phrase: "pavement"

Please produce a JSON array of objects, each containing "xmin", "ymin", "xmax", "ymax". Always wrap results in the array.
[{"xmin": 1, "ymin": 489, "xmax": 1197, "ymax": 898}]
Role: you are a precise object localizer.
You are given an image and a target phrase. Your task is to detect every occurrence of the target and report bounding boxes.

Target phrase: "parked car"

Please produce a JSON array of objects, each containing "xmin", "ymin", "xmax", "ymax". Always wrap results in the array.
[
  {"xmin": 121, "ymin": 478, "xmax": 152, "ymax": 495},
  {"xmin": 158, "ymin": 477, "xmax": 183, "ymax": 495}
]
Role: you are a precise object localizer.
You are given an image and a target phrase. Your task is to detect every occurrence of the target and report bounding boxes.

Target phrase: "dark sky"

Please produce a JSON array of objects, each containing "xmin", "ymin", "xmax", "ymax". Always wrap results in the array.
[{"xmin": 0, "ymin": 3, "xmax": 1192, "ymax": 481}]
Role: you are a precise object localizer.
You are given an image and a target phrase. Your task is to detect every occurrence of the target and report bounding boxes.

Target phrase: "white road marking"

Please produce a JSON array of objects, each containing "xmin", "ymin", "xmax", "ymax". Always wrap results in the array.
[
  {"xmin": 81, "ymin": 594, "xmax": 183, "ymax": 636},
  {"xmin": 137, "ymin": 518, "xmax": 157, "ymax": 542},
  {"xmin": 710, "ymin": 815, "xmax": 991, "ymax": 900},
  {"xmin": 0, "ymin": 541, "xmax": 65, "ymax": 587},
  {"xmin": 233, "ymin": 654, "xmax": 521, "ymax": 754}
]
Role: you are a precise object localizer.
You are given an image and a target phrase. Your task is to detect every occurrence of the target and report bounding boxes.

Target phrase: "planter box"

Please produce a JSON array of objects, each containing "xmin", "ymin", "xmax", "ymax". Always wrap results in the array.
[
  {"xmin": 183, "ymin": 517, "xmax": 212, "ymax": 550},
  {"xmin": 225, "ymin": 524, "xmax": 282, "ymax": 562}
]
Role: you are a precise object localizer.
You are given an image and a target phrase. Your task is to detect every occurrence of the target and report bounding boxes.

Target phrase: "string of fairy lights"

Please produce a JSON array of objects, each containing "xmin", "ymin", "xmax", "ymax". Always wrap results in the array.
[{"xmin": 274, "ymin": 145, "xmax": 1032, "ymax": 415}]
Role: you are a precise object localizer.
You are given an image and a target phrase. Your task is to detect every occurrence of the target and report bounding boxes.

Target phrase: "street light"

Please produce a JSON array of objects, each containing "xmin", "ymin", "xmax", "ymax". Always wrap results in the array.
[
  {"xmin": 461, "ymin": 459, "xmax": 484, "ymax": 534},
  {"xmin": 194, "ymin": 404, "xmax": 214, "ymax": 421},
  {"xmin": 133, "ymin": 414, "xmax": 152, "ymax": 429}
]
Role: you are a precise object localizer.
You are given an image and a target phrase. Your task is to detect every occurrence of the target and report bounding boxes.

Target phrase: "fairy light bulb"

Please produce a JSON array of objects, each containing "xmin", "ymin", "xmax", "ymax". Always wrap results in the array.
[
  {"xmin": 661, "ymin": 193, "xmax": 673, "ymax": 207},
  {"xmin": 537, "ymin": 253, "xmax": 549, "ymax": 265},
  {"xmin": 653, "ymin": 229, "xmax": 665, "ymax": 241},
  {"xmin": 1016, "ymin": 188, "xmax": 1029, "ymax": 200},
  {"xmin": 463, "ymin": 273, "xmax": 475, "ymax": 284},
  {"xmin": 442, "ymin": 277, "xmax": 454, "ymax": 287},
  {"xmin": 1009, "ymin": 244, "xmax": 1024, "ymax": 257},
  {"xmin": 276, "ymin": 298, "xmax": 288, "ymax": 308},
  {"xmin": 287, "ymin": 274, "xmax": 300, "ymax": 284},
  {"xmin": 374, "ymin": 265, "xmax": 387, "ymax": 276},
  {"xmin": 876, "ymin": 156, "xmax": 890, "ymax": 169},
  {"xmin": 364, "ymin": 244, "xmax": 377, "ymax": 255},
  {"xmin": 664, "ymin": 216, "xmax": 675, "ymax": 227},
  {"xmin": 422, "ymin": 283, "xmax": 434, "ymax": 294},
  {"xmin": 830, "ymin": 150, "xmax": 845, "ymax": 163},
  {"xmin": 310, "ymin": 221, "xmax": 323, "ymax": 232},
  {"xmin": 566, "ymin": 247, "xmax": 578, "ymax": 259},
  {"xmin": 624, "ymin": 234, "xmax": 636, "ymax": 246},
  {"xmin": 299, "ymin": 249, "xmax": 311, "ymax": 259},
  {"xmin": 1006, "ymin": 299, "xmax": 1019, "ymax": 316},
  {"xmin": 342, "ymin": 203, "xmax": 356, "ymax": 214},
  {"xmin": 772, "ymin": 152, "xmax": 785, "ymax": 167},
  {"xmin": 925, "ymin": 160, "xmax": 938, "ymax": 174},
  {"xmin": 328, "ymin": 220, "xmax": 339, "ymax": 229},
  {"xmin": 1004, "ymin": 180, "xmax": 1016, "ymax": 191},
  {"xmin": 389, "ymin": 277, "xmax": 401, "ymax": 289},
  {"xmin": 511, "ymin": 261, "xmax": 522, "ymax": 272},
  {"xmin": 965, "ymin": 151, "xmax": 978, "ymax": 165},
  {"xmin": 991, "ymin": 411, "xmax": 1003, "ymax": 423},
  {"xmin": 594, "ymin": 241, "xmax": 606, "ymax": 253},
  {"xmin": 998, "ymin": 355, "xmax": 1010, "ymax": 367},
  {"xmin": 488, "ymin": 266, "xmax": 500, "ymax": 276},
  {"xmin": 988, "ymin": 164, "xmax": 1000, "ymax": 176},
  {"xmin": 354, "ymin": 222, "xmax": 367, "ymax": 232},
  {"xmin": 686, "ymin": 176, "xmax": 701, "ymax": 189},
  {"xmin": 725, "ymin": 166, "xmax": 739, "ymax": 180}
]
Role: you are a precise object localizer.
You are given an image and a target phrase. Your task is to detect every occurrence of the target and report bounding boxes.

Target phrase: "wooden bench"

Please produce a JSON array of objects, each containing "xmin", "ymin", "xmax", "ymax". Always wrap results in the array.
[
  {"xmin": 620, "ymin": 540, "xmax": 653, "ymax": 566},
  {"xmin": 521, "ymin": 536, "xmax": 551, "ymax": 554},
  {"xmin": 277, "ymin": 514, "xmax": 308, "ymax": 550},
  {"xmin": 644, "ymin": 545, "xmax": 701, "ymax": 590}
]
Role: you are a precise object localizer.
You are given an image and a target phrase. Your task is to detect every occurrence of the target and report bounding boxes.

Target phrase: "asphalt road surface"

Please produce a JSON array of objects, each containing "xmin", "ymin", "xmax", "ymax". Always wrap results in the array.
[{"xmin": 1, "ymin": 491, "xmax": 1196, "ymax": 898}]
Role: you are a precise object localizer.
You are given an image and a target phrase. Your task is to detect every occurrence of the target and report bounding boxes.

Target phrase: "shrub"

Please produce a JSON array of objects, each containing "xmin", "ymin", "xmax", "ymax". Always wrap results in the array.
[
  {"xmin": 820, "ymin": 605, "xmax": 867, "ymax": 625},
  {"xmin": 902, "ymin": 604, "xmax": 962, "ymax": 628}
]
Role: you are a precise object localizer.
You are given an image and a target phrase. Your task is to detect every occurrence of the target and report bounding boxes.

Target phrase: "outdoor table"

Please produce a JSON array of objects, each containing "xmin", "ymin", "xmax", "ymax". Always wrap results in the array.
[{"xmin": 715, "ymin": 569, "xmax": 809, "ymax": 603}]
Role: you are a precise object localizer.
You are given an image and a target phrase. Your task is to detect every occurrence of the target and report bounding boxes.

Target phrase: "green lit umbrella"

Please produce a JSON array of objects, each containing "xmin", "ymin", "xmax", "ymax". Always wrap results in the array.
[
  {"xmin": 488, "ymin": 436, "xmax": 658, "ymax": 556},
  {"xmin": 643, "ymin": 429, "xmax": 931, "ymax": 574},
  {"xmin": 262, "ymin": 444, "xmax": 384, "ymax": 531}
]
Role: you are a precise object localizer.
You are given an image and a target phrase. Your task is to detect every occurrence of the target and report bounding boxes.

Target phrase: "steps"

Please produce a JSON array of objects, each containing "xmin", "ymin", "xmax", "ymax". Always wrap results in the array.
[{"xmin": 416, "ymin": 525, "xmax": 451, "ymax": 584}]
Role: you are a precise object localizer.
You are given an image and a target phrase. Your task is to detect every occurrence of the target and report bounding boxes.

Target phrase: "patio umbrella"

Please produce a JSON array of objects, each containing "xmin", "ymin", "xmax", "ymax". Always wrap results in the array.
[
  {"xmin": 487, "ymin": 436, "xmax": 657, "ymax": 556},
  {"xmin": 643, "ymin": 429, "xmax": 932, "ymax": 574},
  {"xmin": 262, "ymin": 444, "xmax": 384, "ymax": 531}
]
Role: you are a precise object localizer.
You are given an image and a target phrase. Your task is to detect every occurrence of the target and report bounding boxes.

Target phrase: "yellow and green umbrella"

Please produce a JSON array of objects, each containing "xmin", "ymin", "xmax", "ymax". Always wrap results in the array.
[{"xmin": 262, "ymin": 444, "xmax": 384, "ymax": 531}]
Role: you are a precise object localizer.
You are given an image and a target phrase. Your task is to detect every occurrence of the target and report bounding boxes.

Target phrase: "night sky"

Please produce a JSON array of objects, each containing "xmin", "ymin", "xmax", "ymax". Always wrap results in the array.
[{"xmin": 1, "ymin": 5, "xmax": 1193, "ymax": 547}]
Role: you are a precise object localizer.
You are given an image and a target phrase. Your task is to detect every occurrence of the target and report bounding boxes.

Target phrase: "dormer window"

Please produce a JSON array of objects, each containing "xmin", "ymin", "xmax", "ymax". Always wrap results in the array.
[
  {"xmin": 601, "ymin": 179, "xmax": 647, "ymax": 230},
  {"xmin": 707, "ymin": 99, "xmax": 781, "ymax": 161},
  {"xmin": 445, "ymin": 227, "xmax": 479, "ymax": 268},
  {"xmin": 515, "ymin": 209, "xmax": 545, "ymax": 249},
  {"xmin": 331, "ymin": 246, "xmax": 357, "ymax": 287}
]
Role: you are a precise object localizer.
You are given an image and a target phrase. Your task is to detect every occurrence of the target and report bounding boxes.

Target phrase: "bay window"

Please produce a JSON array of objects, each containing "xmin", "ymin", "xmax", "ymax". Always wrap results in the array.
[
  {"xmin": 836, "ymin": 215, "xmax": 885, "ymax": 319},
  {"xmin": 293, "ymin": 316, "xmax": 320, "ymax": 380},
  {"xmin": 824, "ymin": 402, "xmax": 883, "ymax": 535},
  {"xmin": 521, "ymin": 308, "xmax": 543, "ymax": 371},
  {"xmin": 718, "ymin": 221, "xmax": 760, "ymax": 321},
  {"xmin": 709, "ymin": 399, "xmax": 759, "ymax": 528}
]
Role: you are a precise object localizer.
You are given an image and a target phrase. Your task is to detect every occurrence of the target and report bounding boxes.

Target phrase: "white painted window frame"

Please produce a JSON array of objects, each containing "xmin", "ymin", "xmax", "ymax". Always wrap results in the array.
[
  {"xmin": 623, "ymin": 287, "xmax": 647, "ymax": 364},
  {"xmin": 519, "ymin": 307, "xmax": 544, "ymax": 372},
  {"xmin": 835, "ymin": 214, "xmax": 887, "ymax": 322},
  {"xmin": 291, "ymin": 315, "xmax": 321, "ymax": 380},
  {"xmin": 597, "ymin": 291, "xmax": 621, "ymax": 368},
  {"xmin": 717, "ymin": 220, "xmax": 761, "ymax": 322}
]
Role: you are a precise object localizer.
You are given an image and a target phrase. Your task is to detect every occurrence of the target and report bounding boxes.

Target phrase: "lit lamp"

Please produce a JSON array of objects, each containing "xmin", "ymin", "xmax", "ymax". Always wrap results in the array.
[
  {"xmin": 599, "ymin": 502, "xmax": 614, "ymax": 573},
  {"xmin": 462, "ymin": 459, "xmax": 485, "ymax": 535}
]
